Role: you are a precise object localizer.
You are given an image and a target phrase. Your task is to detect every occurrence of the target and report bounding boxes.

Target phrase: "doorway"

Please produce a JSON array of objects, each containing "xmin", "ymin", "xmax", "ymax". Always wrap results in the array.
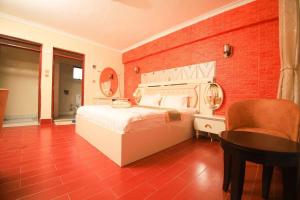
[
  {"xmin": 0, "ymin": 34, "xmax": 41, "ymax": 127},
  {"xmin": 52, "ymin": 48, "xmax": 84, "ymax": 124}
]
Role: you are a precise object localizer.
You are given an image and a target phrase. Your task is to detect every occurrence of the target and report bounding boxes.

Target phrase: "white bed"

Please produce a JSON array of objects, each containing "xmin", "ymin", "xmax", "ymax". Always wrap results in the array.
[
  {"xmin": 77, "ymin": 105, "xmax": 195, "ymax": 134},
  {"xmin": 75, "ymin": 83, "xmax": 207, "ymax": 167}
]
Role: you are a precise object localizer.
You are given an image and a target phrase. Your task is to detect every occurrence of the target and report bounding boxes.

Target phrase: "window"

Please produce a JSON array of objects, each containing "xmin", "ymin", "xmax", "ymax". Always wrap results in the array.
[{"xmin": 73, "ymin": 67, "xmax": 82, "ymax": 80}]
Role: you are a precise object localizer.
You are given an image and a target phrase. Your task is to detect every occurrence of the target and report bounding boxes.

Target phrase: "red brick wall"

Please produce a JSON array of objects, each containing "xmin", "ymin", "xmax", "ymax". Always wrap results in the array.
[{"xmin": 122, "ymin": 0, "xmax": 280, "ymax": 114}]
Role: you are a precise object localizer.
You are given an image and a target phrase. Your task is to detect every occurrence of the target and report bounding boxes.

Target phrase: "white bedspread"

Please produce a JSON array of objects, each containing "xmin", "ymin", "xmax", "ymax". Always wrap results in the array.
[{"xmin": 76, "ymin": 105, "xmax": 194, "ymax": 134}]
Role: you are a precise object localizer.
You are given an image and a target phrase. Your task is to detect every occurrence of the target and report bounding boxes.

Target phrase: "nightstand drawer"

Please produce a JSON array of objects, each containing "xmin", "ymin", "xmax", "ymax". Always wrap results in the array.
[{"xmin": 194, "ymin": 117, "xmax": 225, "ymax": 134}]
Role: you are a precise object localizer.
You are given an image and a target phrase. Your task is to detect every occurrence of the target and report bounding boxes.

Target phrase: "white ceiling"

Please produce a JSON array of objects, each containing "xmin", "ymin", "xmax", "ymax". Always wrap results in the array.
[{"xmin": 0, "ymin": 0, "xmax": 248, "ymax": 52}]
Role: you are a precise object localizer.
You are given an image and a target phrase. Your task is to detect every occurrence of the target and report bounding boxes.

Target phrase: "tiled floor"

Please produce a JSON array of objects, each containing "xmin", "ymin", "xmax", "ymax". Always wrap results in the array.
[{"xmin": 0, "ymin": 125, "xmax": 282, "ymax": 200}]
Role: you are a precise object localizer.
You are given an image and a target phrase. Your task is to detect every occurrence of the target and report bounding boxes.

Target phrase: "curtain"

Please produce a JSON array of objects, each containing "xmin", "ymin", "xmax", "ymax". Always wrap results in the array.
[{"xmin": 277, "ymin": 0, "xmax": 300, "ymax": 105}]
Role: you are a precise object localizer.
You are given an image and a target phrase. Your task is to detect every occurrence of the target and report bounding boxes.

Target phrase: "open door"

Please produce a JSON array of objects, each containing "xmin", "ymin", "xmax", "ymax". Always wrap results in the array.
[
  {"xmin": 52, "ymin": 48, "xmax": 84, "ymax": 123},
  {"xmin": 0, "ymin": 34, "xmax": 42, "ymax": 127}
]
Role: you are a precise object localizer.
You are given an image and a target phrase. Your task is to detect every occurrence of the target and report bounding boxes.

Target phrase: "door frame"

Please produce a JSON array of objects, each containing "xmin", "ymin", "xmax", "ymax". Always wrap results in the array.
[
  {"xmin": 0, "ymin": 34, "xmax": 42, "ymax": 121},
  {"xmin": 51, "ymin": 47, "xmax": 85, "ymax": 120}
]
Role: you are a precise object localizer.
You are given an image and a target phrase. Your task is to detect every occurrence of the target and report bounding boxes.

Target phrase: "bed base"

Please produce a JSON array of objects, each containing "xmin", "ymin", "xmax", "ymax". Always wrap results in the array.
[{"xmin": 76, "ymin": 115, "xmax": 193, "ymax": 167}]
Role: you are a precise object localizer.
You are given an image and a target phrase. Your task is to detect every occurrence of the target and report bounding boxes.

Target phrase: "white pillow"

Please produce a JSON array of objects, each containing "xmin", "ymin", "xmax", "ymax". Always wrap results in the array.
[
  {"xmin": 139, "ymin": 94, "xmax": 161, "ymax": 107},
  {"xmin": 160, "ymin": 95, "xmax": 188, "ymax": 108}
]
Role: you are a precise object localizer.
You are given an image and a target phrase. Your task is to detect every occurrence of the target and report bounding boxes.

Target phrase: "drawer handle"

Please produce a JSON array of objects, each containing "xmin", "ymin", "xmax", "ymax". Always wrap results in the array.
[{"xmin": 204, "ymin": 124, "xmax": 212, "ymax": 129}]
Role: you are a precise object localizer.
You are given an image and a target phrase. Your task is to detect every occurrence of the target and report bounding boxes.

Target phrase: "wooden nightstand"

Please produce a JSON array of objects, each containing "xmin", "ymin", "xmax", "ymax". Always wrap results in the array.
[{"xmin": 194, "ymin": 114, "xmax": 225, "ymax": 140}]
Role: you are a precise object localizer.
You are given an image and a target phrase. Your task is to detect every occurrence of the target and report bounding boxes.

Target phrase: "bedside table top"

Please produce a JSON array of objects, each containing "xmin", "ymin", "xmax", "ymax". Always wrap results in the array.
[{"xmin": 194, "ymin": 113, "xmax": 225, "ymax": 121}]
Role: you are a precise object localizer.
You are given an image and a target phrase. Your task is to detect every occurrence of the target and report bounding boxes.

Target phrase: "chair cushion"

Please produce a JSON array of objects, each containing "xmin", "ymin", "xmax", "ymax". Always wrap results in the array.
[{"xmin": 234, "ymin": 127, "xmax": 291, "ymax": 140}]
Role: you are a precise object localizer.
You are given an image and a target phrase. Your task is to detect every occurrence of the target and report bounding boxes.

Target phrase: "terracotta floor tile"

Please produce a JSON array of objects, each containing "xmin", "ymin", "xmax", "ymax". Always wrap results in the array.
[
  {"xmin": 0, "ymin": 173, "xmax": 20, "ymax": 185},
  {"xmin": 147, "ymin": 162, "xmax": 187, "ymax": 189},
  {"xmin": 87, "ymin": 189, "xmax": 117, "ymax": 200},
  {"xmin": 2, "ymin": 177, "xmax": 62, "ymax": 200},
  {"xmin": 52, "ymin": 194, "xmax": 70, "ymax": 200},
  {"xmin": 20, "ymin": 174, "xmax": 98, "ymax": 200},
  {"xmin": 0, "ymin": 125, "xmax": 284, "ymax": 200},
  {"xmin": 118, "ymin": 182, "xmax": 155, "ymax": 200},
  {"xmin": 97, "ymin": 168, "xmax": 135, "ymax": 188},
  {"xmin": 20, "ymin": 171, "xmax": 59, "ymax": 187},
  {"xmin": 177, "ymin": 162, "xmax": 207, "ymax": 182},
  {"xmin": 20, "ymin": 165, "xmax": 57, "ymax": 180},
  {"xmin": 68, "ymin": 179, "xmax": 108, "ymax": 200},
  {"xmin": 146, "ymin": 177, "xmax": 187, "ymax": 200},
  {"xmin": 0, "ymin": 179, "xmax": 20, "ymax": 193},
  {"xmin": 112, "ymin": 166, "xmax": 161, "ymax": 197}
]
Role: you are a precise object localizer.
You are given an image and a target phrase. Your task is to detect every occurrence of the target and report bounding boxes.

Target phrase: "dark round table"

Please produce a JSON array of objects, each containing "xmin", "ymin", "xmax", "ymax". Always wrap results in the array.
[{"xmin": 219, "ymin": 131, "xmax": 300, "ymax": 200}]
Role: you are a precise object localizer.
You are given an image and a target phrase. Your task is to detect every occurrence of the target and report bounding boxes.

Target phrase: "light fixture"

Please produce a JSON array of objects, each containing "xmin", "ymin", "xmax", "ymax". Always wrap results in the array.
[
  {"xmin": 134, "ymin": 66, "xmax": 140, "ymax": 73},
  {"xmin": 223, "ymin": 44, "xmax": 233, "ymax": 58}
]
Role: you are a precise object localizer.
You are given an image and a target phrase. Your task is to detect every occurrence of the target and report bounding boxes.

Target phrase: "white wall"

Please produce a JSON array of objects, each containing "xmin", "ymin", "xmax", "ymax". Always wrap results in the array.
[
  {"xmin": 0, "ymin": 16, "xmax": 124, "ymax": 119},
  {"xmin": 0, "ymin": 46, "xmax": 39, "ymax": 118}
]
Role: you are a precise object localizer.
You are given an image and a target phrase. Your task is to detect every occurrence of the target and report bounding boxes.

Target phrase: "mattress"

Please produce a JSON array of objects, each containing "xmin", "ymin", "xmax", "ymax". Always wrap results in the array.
[{"xmin": 76, "ymin": 105, "xmax": 195, "ymax": 134}]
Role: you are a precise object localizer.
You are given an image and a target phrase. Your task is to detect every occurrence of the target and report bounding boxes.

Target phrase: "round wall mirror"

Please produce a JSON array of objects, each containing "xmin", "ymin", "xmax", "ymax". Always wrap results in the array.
[
  {"xmin": 203, "ymin": 83, "xmax": 223, "ymax": 110},
  {"xmin": 99, "ymin": 67, "xmax": 118, "ymax": 97}
]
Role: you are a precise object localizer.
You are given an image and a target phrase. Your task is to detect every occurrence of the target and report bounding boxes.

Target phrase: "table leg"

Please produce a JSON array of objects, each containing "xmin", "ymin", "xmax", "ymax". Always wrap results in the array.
[
  {"xmin": 297, "ymin": 158, "xmax": 300, "ymax": 200},
  {"xmin": 282, "ymin": 166, "xmax": 297, "ymax": 200},
  {"xmin": 208, "ymin": 132, "xmax": 213, "ymax": 142},
  {"xmin": 223, "ymin": 151, "xmax": 231, "ymax": 191},
  {"xmin": 262, "ymin": 165, "xmax": 273, "ymax": 199},
  {"xmin": 195, "ymin": 130, "xmax": 200, "ymax": 139},
  {"xmin": 230, "ymin": 152, "xmax": 245, "ymax": 200}
]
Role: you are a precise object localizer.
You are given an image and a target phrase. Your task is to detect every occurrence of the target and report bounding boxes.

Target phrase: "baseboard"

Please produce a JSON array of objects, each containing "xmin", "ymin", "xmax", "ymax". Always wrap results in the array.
[
  {"xmin": 59, "ymin": 111, "xmax": 74, "ymax": 116},
  {"xmin": 4, "ymin": 114, "xmax": 38, "ymax": 120}
]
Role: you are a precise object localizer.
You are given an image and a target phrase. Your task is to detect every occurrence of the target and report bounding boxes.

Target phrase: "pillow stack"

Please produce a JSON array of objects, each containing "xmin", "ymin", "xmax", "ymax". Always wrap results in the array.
[
  {"xmin": 160, "ymin": 95, "xmax": 188, "ymax": 109},
  {"xmin": 138, "ymin": 94, "xmax": 161, "ymax": 107},
  {"xmin": 138, "ymin": 94, "xmax": 188, "ymax": 109}
]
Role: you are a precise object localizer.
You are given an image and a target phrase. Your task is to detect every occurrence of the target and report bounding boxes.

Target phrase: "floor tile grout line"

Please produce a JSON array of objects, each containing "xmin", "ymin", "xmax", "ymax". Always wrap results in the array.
[
  {"xmin": 172, "ymin": 168, "xmax": 208, "ymax": 200},
  {"xmin": 144, "ymin": 164, "xmax": 202, "ymax": 199},
  {"xmin": 19, "ymin": 166, "xmax": 22, "ymax": 189},
  {"xmin": 143, "ymin": 183, "xmax": 159, "ymax": 200},
  {"xmin": 110, "ymin": 188, "xmax": 118, "ymax": 198},
  {"xmin": 111, "ymin": 174, "xmax": 156, "ymax": 199},
  {"xmin": 17, "ymin": 174, "xmax": 87, "ymax": 200},
  {"xmin": 147, "ymin": 158, "xmax": 187, "ymax": 178},
  {"xmin": 51, "ymin": 193, "xmax": 69, "ymax": 200},
  {"xmin": 3, "ymin": 175, "xmax": 63, "ymax": 195},
  {"xmin": 7, "ymin": 180, "xmax": 63, "ymax": 200},
  {"xmin": 67, "ymin": 192, "xmax": 71, "ymax": 200},
  {"xmin": 59, "ymin": 176, "xmax": 64, "ymax": 184}
]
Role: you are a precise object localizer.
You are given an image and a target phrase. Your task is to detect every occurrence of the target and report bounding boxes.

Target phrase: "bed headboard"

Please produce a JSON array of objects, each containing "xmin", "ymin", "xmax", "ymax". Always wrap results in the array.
[
  {"xmin": 137, "ymin": 82, "xmax": 213, "ymax": 114},
  {"xmin": 140, "ymin": 61, "xmax": 216, "ymax": 85},
  {"xmin": 141, "ymin": 84, "xmax": 199, "ymax": 108},
  {"xmin": 135, "ymin": 61, "xmax": 216, "ymax": 114}
]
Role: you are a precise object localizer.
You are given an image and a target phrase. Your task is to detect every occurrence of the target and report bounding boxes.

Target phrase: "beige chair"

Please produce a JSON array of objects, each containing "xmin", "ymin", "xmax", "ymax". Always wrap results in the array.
[
  {"xmin": 224, "ymin": 98, "xmax": 300, "ymax": 198},
  {"xmin": 226, "ymin": 99, "xmax": 300, "ymax": 142},
  {"xmin": 0, "ymin": 89, "xmax": 9, "ymax": 129}
]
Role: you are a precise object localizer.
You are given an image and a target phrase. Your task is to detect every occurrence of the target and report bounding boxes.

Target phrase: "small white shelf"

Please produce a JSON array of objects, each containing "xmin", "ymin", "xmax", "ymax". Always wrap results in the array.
[{"xmin": 194, "ymin": 114, "xmax": 226, "ymax": 139}]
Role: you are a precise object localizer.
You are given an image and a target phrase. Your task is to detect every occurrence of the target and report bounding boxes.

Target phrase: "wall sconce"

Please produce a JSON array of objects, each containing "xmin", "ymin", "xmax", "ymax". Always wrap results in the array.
[
  {"xmin": 134, "ymin": 66, "xmax": 140, "ymax": 74},
  {"xmin": 223, "ymin": 44, "xmax": 233, "ymax": 58}
]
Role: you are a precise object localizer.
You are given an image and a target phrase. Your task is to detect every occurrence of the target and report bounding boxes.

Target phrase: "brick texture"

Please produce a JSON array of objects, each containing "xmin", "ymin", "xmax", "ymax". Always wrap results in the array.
[{"xmin": 122, "ymin": 0, "xmax": 280, "ymax": 114}]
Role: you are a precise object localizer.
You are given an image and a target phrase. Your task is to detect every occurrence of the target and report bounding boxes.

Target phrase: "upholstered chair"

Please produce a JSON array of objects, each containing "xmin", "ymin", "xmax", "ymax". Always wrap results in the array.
[
  {"xmin": 224, "ymin": 99, "xmax": 300, "ymax": 198},
  {"xmin": 0, "ymin": 89, "xmax": 9, "ymax": 130},
  {"xmin": 226, "ymin": 99, "xmax": 300, "ymax": 142}
]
